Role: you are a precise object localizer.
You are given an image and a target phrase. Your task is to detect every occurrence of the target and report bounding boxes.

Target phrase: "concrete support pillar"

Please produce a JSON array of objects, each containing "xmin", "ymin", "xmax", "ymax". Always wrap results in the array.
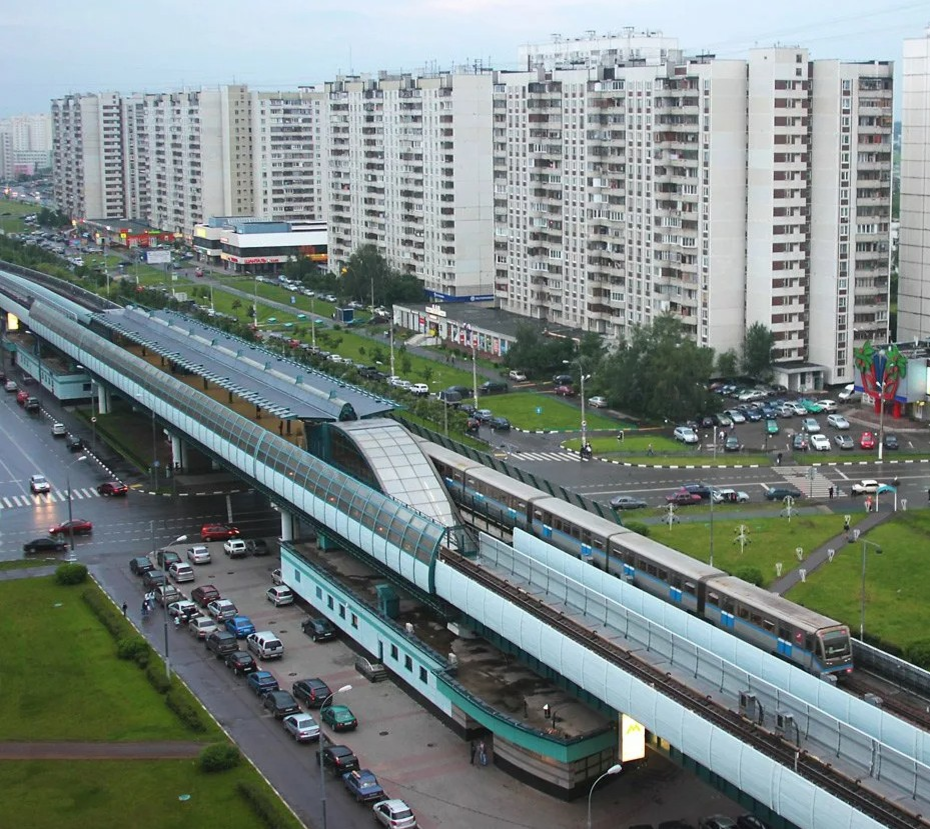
[
  {"xmin": 97, "ymin": 385, "xmax": 111, "ymax": 415},
  {"xmin": 169, "ymin": 433, "xmax": 187, "ymax": 472},
  {"xmin": 280, "ymin": 509, "xmax": 296, "ymax": 542},
  {"xmin": 318, "ymin": 534, "xmax": 339, "ymax": 552}
]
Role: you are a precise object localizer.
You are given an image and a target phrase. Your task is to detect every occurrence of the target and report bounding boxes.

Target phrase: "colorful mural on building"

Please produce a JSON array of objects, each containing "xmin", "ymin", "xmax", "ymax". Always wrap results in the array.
[{"xmin": 854, "ymin": 341, "xmax": 908, "ymax": 417}]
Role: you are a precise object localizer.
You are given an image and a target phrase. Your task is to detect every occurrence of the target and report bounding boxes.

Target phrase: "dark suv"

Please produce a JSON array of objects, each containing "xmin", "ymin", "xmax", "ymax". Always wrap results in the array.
[
  {"xmin": 293, "ymin": 677, "xmax": 332, "ymax": 708},
  {"xmin": 479, "ymin": 381, "xmax": 508, "ymax": 395},
  {"xmin": 263, "ymin": 690, "xmax": 301, "ymax": 718},
  {"xmin": 130, "ymin": 556, "xmax": 154, "ymax": 577},
  {"xmin": 317, "ymin": 744, "xmax": 360, "ymax": 775},
  {"xmin": 302, "ymin": 617, "xmax": 337, "ymax": 642},
  {"xmin": 205, "ymin": 631, "xmax": 238, "ymax": 659},
  {"xmin": 682, "ymin": 483, "xmax": 712, "ymax": 500}
]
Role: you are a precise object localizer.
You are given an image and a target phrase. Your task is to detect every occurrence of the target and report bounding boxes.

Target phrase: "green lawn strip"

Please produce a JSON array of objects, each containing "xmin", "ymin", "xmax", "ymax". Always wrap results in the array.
[
  {"xmin": 792, "ymin": 451, "xmax": 930, "ymax": 466},
  {"xmin": 787, "ymin": 512, "xmax": 930, "ymax": 651},
  {"xmin": 0, "ymin": 559, "xmax": 58, "ymax": 572},
  {"xmin": 0, "ymin": 760, "xmax": 298, "ymax": 829},
  {"xmin": 0, "ymin": 199, "xmax": 41, "ymax": 217},
  {"xmin": 648, "ymin": 514, "xmax": 866, "ymax": 588},
  {"xmin": 0, "ymin": 577, "xmax": 199, "ymax": 741},
  {"xmin": 479, "ymin": 394, "xmax": 619, "ymax": 431},
  {"xmin": 225, "ymin": 277, "xmax": 342, "ymax": 319}
]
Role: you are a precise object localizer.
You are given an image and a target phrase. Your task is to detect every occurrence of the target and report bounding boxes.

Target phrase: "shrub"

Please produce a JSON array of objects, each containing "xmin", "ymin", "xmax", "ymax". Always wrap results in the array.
[
  {"xmin": 623, "ymin": 521, "xmax": 651, "ymax": 538},
  {"xmin": 55, "ymin": 562, "xmax": 88, "ymax": 585},
  {"xmin": 904, "ymin": 640, "xmax": 930, "ymax": 669},
  {"xmin": 145, "ymin": 662, "xmax": 172, "ymax": 694},
  {"xmin": 116, "ymin": 636, "xmax": 151, "ymax": 666},
  {"xmin": 732, "ymin": 566, "xmax": 764, "ymax": 587},
  {"xmin": 199, "ymin": 742, "xmax": 241, "ymax": 772},
  {"xmin": 236, "ymin": 781, "xmax": 294, "ymax": 829},
  {"xmin": 82, "ymin": 588, "xmax": 134, "ymax": 640},
  {"xmin": 165, "ymin": 688, "xmax": 208, "ymax": 733}
]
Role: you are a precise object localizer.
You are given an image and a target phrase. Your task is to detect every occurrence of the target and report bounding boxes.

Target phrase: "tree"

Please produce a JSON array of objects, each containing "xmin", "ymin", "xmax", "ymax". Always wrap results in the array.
[
  {"xmin": 742, "ymin": 322, "xmax": 775, "ymax": 380},
  {"xmin": 716, "ymin": 349, "xmax": 739, "ymax": 378},
  {"xmin": 599, "ymin": 315, "xmax": 716, "ymax": 422},
  {"xmin": 504, "ymin": 323, "xmax": 575, "ymax": 378}
]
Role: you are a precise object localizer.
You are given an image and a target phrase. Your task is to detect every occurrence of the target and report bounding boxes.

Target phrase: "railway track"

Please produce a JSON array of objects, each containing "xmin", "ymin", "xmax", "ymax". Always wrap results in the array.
[
  {"xmin": 847, "ymin": 670, "xmax": 930, "ymax": 731},
  {"xmin": 444, "ymin": 551, "xmax": 927, "ymax": 829}
]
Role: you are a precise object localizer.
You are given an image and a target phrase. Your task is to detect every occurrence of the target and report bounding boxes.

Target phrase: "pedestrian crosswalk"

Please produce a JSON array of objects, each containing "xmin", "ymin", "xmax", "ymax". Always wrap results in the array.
[
  {"xmin": 0, "ymin": 487, "xmax": 101, "ymax": 510},
  {"xmin": 776, "ymin": 466, "xmax": 838, "ymax": 498},
  {"xmin": 507, "ymin": 450, "xmax": 581, "ymax": 463}
]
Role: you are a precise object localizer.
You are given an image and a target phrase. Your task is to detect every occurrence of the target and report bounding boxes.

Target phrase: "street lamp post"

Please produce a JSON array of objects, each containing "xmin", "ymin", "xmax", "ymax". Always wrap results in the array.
[
  {"xmin": 311, "ymin": 295, "xmax": 317, "ymax": 350},
  {"xmin": 586, "ymin": 763, "xmax": 623, "ymax": 829},
  {"xmin": 319, "ymin": 684, "xmax": 353, "ymax": 829},
  {"xmin": 151, "ymin": 522, "xmax": 188, "ymax": 680},
  {"xmin": 859, "ymin": 539, "xmax": 883, "ymax": 641},
  {"xmin": 65, "ymin": 455, "xmax": 88, "ymax": 560},
  {"xmin": 564, "ymin": 358, "xmax": 589, "ymax": 458}
]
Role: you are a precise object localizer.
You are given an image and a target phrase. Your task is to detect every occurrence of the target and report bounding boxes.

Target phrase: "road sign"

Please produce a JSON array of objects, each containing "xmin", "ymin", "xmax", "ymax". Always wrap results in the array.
[
  {"xmin": 581, "ymin": 420, "xmax": 587, "ymax": 428},
  {"xmin": 91, "ymin": 417, "xmax": 97, "ymax": 423}
]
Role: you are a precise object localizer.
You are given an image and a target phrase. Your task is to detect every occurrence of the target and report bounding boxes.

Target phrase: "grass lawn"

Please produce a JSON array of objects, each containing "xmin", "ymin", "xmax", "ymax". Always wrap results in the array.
[
  {"xmin": 788, "ymin": 511, "xmax": 930, "ymax": 650},
  {"xmin": 649, "ymin": 514, "xmax": 864, "ymax": 588},
  {"xmin": 0, "ymin": 559, "xmax": 57, "ymax": 572},
  {"xmin": 485, "ymin": 394, "xmax": 620, "ymax": 431},
  {"xmin": 0, "ymin": 760, "xmax": 292, "ymax": 829},
  {"xmin": 0, "ymin": 577, "xmax": 209, "ymax": 741}
]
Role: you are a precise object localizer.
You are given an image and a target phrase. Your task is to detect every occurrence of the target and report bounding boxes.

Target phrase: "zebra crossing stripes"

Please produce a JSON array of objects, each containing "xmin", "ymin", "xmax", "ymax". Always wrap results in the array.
[
  {"xmin": 509, "ymin": 451, "xmax": 581, "ymax": 463},
  {"xmin": 0, "ymin": 487, "xmax": 101, "ymax": 510},
  {"xmin": 776, "ymin": 466, "xmax": 837, "ymax": 498}
]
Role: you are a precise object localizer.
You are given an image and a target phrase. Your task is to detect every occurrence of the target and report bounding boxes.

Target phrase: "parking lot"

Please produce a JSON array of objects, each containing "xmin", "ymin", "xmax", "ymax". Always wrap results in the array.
[{"xmin": 101, "ymin": 539, "xmax": 742, "ymax": 829}]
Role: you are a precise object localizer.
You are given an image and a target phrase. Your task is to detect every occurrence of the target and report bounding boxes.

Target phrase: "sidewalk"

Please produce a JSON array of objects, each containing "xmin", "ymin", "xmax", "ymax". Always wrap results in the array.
[{"xmin": 769, "ymin": 509, "xmax": 894, "ymax": 595}]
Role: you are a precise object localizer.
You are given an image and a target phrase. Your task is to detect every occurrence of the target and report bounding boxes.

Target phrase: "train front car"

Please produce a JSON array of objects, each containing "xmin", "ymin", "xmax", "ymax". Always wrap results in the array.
[{"xmin": 816, "ymin": 624, "xmax": 854, "ymax": 678}]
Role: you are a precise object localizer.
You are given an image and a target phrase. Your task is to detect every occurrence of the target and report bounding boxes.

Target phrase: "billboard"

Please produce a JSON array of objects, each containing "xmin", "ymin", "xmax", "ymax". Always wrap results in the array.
[
  {"xmin": 146, "ymin": 249, "xmax": 172, "ymax": 265},
  {"xmin": 619, "ymin": 714, "xmax": 645, "ymax": 762}
]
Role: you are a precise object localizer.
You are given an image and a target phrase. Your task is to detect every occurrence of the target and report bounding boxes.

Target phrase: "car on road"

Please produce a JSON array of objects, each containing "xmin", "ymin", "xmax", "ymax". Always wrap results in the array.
[
  {"xmin": 191, "ymin": 584, "xmax": 221, "ymax": 607},
  {"xmin": 682, "ymin": 483, "xmax": 713, "ymax": 500},
  {"xmin": 4, "ymin": 379, "xmax": 16, "ymax": 392},
  {"xmin": 23, "ymin": 537, "xmax": 67, "ymax": 554},
  {"xmin": 48, "ymin": 518, "xmax": 93, "ymax": 536},
  {"xmin": 293, "ymin": 677, "xmax": 332, "ymax": 708},
  {"xmin": 223, "ymin": 538, "xmax": 248, "ymax": 558},
  {"xmin": 283, "ymin": 712, "xmax": 320, "ymax": 742},
  {"xmin": 189, "ymin": 616, "xmax": 218, "ymax": 639},
  {"xmin": 765, "ymin": 486, "xmax": 803, "ymax": 501},
  {"xmin": 302, "ymin": 616, "xmax": 337, "ymax": 642},
  {"xmin": 507, "ymin": 370, "xmax": 527, "ymax": 382},
  {"xmin": 224, "ymin": 650, "xmax": 258, "ymax": 675},
  {"xmin": 372, "ymin": 799, "xmax": 418, "ymax": 829},
  {"xmin": 673, "ymin": 426, "xmax": 699, "ymax": 444},
  {"xmin": 205, "ymin": 630, "xmax": 239, "ymax": 659},
  {"xmin": 207, "ymin": 599, "xmax": 238, "ymax": 622},
  {"xmin": 271, "ymin": 568, "xmax": 284, "ymax": 586},
  {"xmin": 826, "ymin": 414, "xmax": 850, "ymax": 430},
  {"xmin": 343, "ymin": 769, "xmax": 385, "ymax": 803},
  {"xmin": 609, "ymin": 495, "xmax": 648, "ymax": 510},
  {"xmin": 801, "ymin": 417, "xmax": 821, "ymax": 433},
  {"xmin": 51, "ymin": 422, "xmax": 67, "ymax": 436},
  {"xmin": 409, "ymin": 383, "xmax": 429, "ymax": 396},
  {"xmin": 488, "ymin": 416, "xmax": 511, "ymax": 432},
  {"xmin": 16, "ymin": 389, "xmax": 28, "ymax": 405},
  {"xmin": 226, "ymin": 615, "xmax": 256, "ymax": 638},
  {"xmin": 834, "ymin": 433, "xmax": 854, "ymax": 450},
  {"xmin": 884, "ymin": 434, "xmax": 899, "ymax": 450},
  {"xmin": 723, "ymin": 435, "xmax": 742, "ymax": 452},
  {"xmin": 851, "ymin": 479, "xmax": 881, "ymax": 495},
  {"xmin": 765, "ymin": 419, "xmax": 780, "ymax": 436},
  {"xmin": 263, "ymin": 690, "xmax": 301, "ymax": 719},
  {"xmin": 97, "ymin": 481, "xmax": 128, "ymax": 496},
  {"xmin": 201, "ymin": 523, "xmax": 240, "ymax": 542},
  {"xmin": 588, "ymin": 396, "xmax": 608, "ymax": 408},
  {"xmin": 479, "ymin": 381, "xmax": 508, "ymax": 395},
  {"xmin": 130, "ymin": 556, "xmax": 155, "ymax": 576},
  {"xmin": 318, "ymin": 744, "xmax": 360, "ymax": 776},
  {"xmin": 142, "ymin": 570, "xmax": 167, "ymax": 589},
  {"xmin": 247, "ymin": 671, "xmax": 280, "ymax": 697},
  {"xmin": 266, "ymin": 586, "xmax": 295, "ymax": 606},
  {"xmin": 809, "ymin": 433, "xmax": 831, "ymax": 451},
  {"xmin": 168, "ymin": 562, "xmax": 195, "ymax": 583},
  {"xmin": 553, "ymin": 384, "xmax": 575, "ymax": 397},
  {"xmin": 859, "ymin": 431, "xmax": 876, "ymax": 450},
  {"xmin": 186, "ymin": 545, "xmax": 211, "ymax": 565},
  {"xmin": 167, "ymin": 600, "xmax": 199, "ymax": 622},
  {"xmin": 712, "ymin": 489, "xmax": 749, "ymax": 504},
  {"xmin": 666, "ymin": 489, "xmax": 702, "ymax": 506},
  {"xmin": 474, "ymin": 408, "xmax": 493, "ymax": 423},
  {"xmin": 245, "ymin": 538, "xmax": 271, "ymax": 557},
  {"xmin": 819, "ymin": 399, "xmax": 837, "ymax": 413},
  {"xmin": 29, "ymin": 474, "xmax": 51, "ymax": 494}
]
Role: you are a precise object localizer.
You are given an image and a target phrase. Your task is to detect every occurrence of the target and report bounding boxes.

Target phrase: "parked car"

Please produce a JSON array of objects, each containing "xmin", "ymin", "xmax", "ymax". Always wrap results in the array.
[
  {"xmin": 167, "ymin": 600, "xmax": 199, "ymax": 622},
  {"xmin": 588, "ymin": 396, "xmax": 608, "ymax": 408},
  {"xmin": 437, "ymin": 390, "xmax": 462, "ymax": 406},
  {"xmin": 883, "ymin": 434, "xmax": 899, "ymax": 450},
  {"xmin": 507, "ymin": 370, "xmax": 527, "ymax": 382},
  {"xmin": 142, "ymin": 570, "xmax": 167, "ymax": 589},
  {"xmin": 186, "ymin": 545, "xmax": 211, "ymax": 564},
  {"xmin": 792, "ymin": 433, "xmax": 809, "ymax": 452},
  {"xmin": 373, "ymin": 799, "xmax": 418, "ymax": 829},
  {"xmin": 479, "ymin": 381, "xmax": 508, "ymax": 395},
  {"xmin": 130, "ymin": 556, "xmax": 155, "ymax": 576},
  {"xmin": 263, "ymin": 689, "xmax": 301, "ymax": 719},
  {"xmin": 723, "ymin": 436, "xmax": 741, "ymax": 452},
  {"xmin": 488, "ymin": 416, "xmax": 511, "ymax": 432},
  {"xmin": 819, "ymin": 399, "xmax": 837, "ymax": 413},
  {"xmin": 318, "ymin": 744, "xmax": 360, "ymax": 775},
  {"xmin": 207, "ymin": 599, "xmax": 238, "ymax": 622},
  {"xmin": 851, "ymin": 479, "xmax": 881, "ymax": 495},
  {"xmin": 51, "ymin": 422, "xmax": 67, "ymax": 436},
  {"xmin": 610, "ymin": 495, "xmax": 647, "ymax": 510},
  {"xmin": 302, "ymin": 616, "xmax": 337, "ymax": 642},
  {"xmin": 293, "ymin": 677, "xmax": 332, "ymax": 708},
  {"xmin": 23, "ymin": 537, "xmax": 67, "ymax": 554},
  {"xmin": 271, "ymin": 568, "xmax": 285, "ymax": 586},
  {"xmin": 154, "ymin": 584, "xmax": 181, "ymax": 605},
  {"xmin": 809, "ymin": 433, "xmax": 831, "ymax": 451},
  {"xmin": 673, "ymin": 426, "xmax": 699, "ymax": 444},
  {"xmin": 48, "ymin": 518, "xmax": 93, "ymax": 536},
  {"xmin": 29, "ymin": 474, "xmax": 51, "ymax": 494},
  {"xmin": 699, "ymin": 817, "xmax": 737, "ymax": 829},
  {"xmin": 553, "ymin": 384, "xmax": 575, "ymax": 397},
  {"xmin": 682, "ymin": 483, "xmax": 712, "ymax": 500},
  {"xmin": 224, "ymin": 650, "xmax": 258, "ymax": 675},
  {"xmin": 283, "ymin": 712, "xmax": 321, "ymax": 742},
  {"xmin": 834, "ymin": 433, "xmax": 854, "ymax": 450},
  {"xmin": 246, "ymin": 538, "xmax": 271, "ymax": 556},
  {"xmin": 246, "ymin": 670, "xmax": 280, "ymax": 696},
  {"xmin": 189, "ymin": 616, "xmax": 219, "ymax": 639},
  {"xmin": 801, "ymin": 417, "xmax": 821, "ymax": 433},
  {"xmin": 343, "ymin": 769, "xmax": 385, "ymax": 803},
  {"xmin": 155, "ymin": 549, "xmax": 181, "ymax": 569},
  {"xmin": 666, "ymin": 490, "xmax": 702, "ymax": 506},
  {"xmin": 712, "ymin": 489, "xmax": 749, "ymax": 504},
  {"xmin": 168, "ymin": 562, "xmax": 195, "ymax": 583},
  {"xmin": 735, "ymin": 815, "xmax": 771, "ymax": 829},
  {"xmin": 474, "ymin": 408, "xmax": 493, "ymax": 423},
  {"xmin": 223, "ymin": 538, "xmax": 248, "ymax": 558},
  {"xmin": 765, "ymin": 486, "xmax": 803, "ymax": 501},
  {"xmin": 859, "ymin": 431, "xmax": 876, "ymax": 450},
  {"xmin": 266, "ymin": 586, "xmax": 295, "ymax": 606},
  {"xmin": 226, "ymin": 616, "xmax": 256, "ymax": 639},
  {"xmin": 97, "ymin": 480, "xmax": 128, "ymax": 496},
  {"xmin": 191, "ymin": 584, "xmax": 221, "ymax": 607},
  {"xmin": 826, "ymin": 414, "xmax": 850, "ymax": 430},
  {"xmin": 201, "ymin": 523, "xmax": 240, "ymax": 542}
]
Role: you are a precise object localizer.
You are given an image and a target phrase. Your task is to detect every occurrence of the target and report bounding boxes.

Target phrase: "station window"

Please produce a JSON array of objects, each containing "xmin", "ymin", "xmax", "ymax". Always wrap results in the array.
[
  {"xmin": 351, "ymin": 613, "xmax": 358, "ymax": 629},
  {"xmin": 327, "ymin": 595, "xmax": 334, "ymax": 610},
  {"xmin": 419, "ymin": 667, "xmax": 428, "ymax": 683},
  {"xmin": 316, "ymin": 586, "xmax": 323, "ymax": 601},
  {"xmin": 339, "ymin": 604, "xmax": 346, "ymax": 619},
  {"xmin": 404, "ymin": 655, "xmax": 413, "ymax": 672},
  {"xmin": 390, "ymin": 644, "xmax": 399, "ymax": 660}
]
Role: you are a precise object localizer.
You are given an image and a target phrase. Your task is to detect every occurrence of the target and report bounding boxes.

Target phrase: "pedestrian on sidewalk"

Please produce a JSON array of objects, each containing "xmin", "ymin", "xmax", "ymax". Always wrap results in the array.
[
  {"xmin": 469, "ymin": 740, "xmax": 477, "ymax": 765},
  {"xmin": 828, "ymin": 486, "xmax": 834, "ymax": 500},
  {"xmin": 121, "ymin": 601, "xmax": 128, "ymax": 616},
  {"xmin": 844, "ymin": 516, "xmax": 850, "ymax": 533},
  {"xmin": 477, "ymin": 740, "xmax": 488, "ymax": 767}
]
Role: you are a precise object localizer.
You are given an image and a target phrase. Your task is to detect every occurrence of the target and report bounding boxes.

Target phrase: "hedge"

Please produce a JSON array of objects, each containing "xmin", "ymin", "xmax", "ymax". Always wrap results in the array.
[
  {"xmin": 199, "ymin": 743, "xmax": 241, "ymax": 772},
  {"xmin": 55, "ymin": 562, "xmax": 88, "ymax": 585},
  {"xmin": 236, "ymin": 781, "xmax": 296, "ymax": 829}
]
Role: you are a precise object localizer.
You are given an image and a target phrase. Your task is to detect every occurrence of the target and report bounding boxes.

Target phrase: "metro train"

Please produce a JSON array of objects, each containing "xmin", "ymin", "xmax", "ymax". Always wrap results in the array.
[{"xmin": 421, "ymin": 440, "xmax": 853, "ymax": 678}]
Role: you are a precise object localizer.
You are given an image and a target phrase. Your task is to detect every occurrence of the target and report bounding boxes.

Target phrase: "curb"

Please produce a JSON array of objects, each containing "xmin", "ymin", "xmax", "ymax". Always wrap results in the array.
[{"xmin": 590, "ymin": 457, "xmax": 930, "ymax": 470}]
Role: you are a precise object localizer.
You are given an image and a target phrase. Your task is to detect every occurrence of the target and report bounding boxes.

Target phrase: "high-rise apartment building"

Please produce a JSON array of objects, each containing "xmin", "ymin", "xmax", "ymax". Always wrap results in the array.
[
  {"xmin": 0, "ymin": 113, "xmax": 52, "ymax": 179},
  {"xmin": 898, "ymin": 29, "xmax": 930, "ymax": 342}
]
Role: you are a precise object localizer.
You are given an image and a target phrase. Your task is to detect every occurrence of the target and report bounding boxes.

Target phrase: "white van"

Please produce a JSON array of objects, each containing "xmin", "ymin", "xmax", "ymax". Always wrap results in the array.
[
  {"xmin": 247, "ymin": 630, "xmax": 284, "ymax": 660},
  {"xmin": 838, "ymin": 383, "xmax": 859, "ymax": 402}
]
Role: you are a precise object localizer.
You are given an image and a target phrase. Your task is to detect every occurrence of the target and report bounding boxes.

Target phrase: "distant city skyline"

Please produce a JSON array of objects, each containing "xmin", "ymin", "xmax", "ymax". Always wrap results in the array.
[{"xmin": 2, "ymin": 0, "xmax": 926, "ymax": 117}]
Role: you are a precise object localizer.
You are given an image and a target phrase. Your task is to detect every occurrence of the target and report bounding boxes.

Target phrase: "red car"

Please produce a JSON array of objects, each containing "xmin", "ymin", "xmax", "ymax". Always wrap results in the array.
[
  {"xmin": 201, "ymin": 523, "xmax": 240, "ymax": 542},
  {"xmin": 665, "ymin": 489, "xmax": 702, "ymax": 506},
  {"xmin": 49, "ymin": 518, "xmax": 93, "ymax": 536},
  {"xmin": 97, "ymin": 481, "xmax": 129, "ymax": 497},
  {"xmin": 554, "ymin": 385, "xmax": 576, "ymax": 397},
  {"xmin": 16, "ymin": 390, "xmax": 28, "ymax": 405},
  {"xmin": 859, "ymin": 431, "xmax": 875, "ymax": 450}
]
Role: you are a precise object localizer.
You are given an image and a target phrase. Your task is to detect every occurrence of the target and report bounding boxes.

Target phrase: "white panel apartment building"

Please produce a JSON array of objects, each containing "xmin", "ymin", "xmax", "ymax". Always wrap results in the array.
[
  {"xmin": 51, "ymin": 93, "xmax": 126, "ymax": 218},
  {"xmin": 0, "ymin": 113, "xmax": 52, "ymax": 179},
  {"xmin": 898, "ymin": 30, "xmax": 930, "ymax": 342}
]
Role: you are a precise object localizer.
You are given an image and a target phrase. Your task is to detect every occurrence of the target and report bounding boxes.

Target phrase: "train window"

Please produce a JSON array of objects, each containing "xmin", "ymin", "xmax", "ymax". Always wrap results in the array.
[
  {"xmin": 707, "ymin": 591, "xmax": 719, "ymax": 606},
  {"xmin": 738, "ymin": 607, "xmax": 749, "ymax": 619},
  {"xmin": 670, "ymin": 576, "xmax": 682, "ymax": 589},
  {"xmin": 684, "ymin": 581, "xmax": 696, "ymax": 595},
  {"xmin": 750, "ymin": 613, "xmax": 762, "ymax": 626},
  {"xmin": 658, "ymin": 568, "xmax": 667, "ymax": 581},
  {"xmin": 762, "ymin": 619, "xmax": 775, "ymax": 632},
  {"xmin": 721, "ymin": 599, "xmax": 734, "ymax": 613},
  {"xmin": 647, "ymin": 564, "xmax": 658, "ymax": 577},
  {"xmin": 778, "ymin": 626, "xmax": 791, "ymax": 641}
]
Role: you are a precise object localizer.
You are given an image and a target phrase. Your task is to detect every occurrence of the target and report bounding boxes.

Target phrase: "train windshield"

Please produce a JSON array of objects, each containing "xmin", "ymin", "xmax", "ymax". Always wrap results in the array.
[{"xmin": 820, "ymin": 629, "xmax": 851, "ymax": 659}]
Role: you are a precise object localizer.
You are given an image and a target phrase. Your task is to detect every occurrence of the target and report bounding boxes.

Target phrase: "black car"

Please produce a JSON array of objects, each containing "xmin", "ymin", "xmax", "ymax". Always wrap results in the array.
[
  {"xmin": 65, "ymin": 434, "xmax": 83, "ymax": 452},
  {"xmin": 155, "ymin": 549, "xmax": 181, "ymax": 569},
  {"xmin": 23, "ymin": 537, "xmax": 67, "ymax": 554},
  {"xmin": 302, "ymin": 616, "xmax": 337, "ymax": 642},
  {"xmin": 883, "ymin": 434, "xmax": 899, "ymax": 450},
  {"xmin": 764, "ymin": 486, "xmax": 803, "ymax": 501},
  {"xmin": 224, "ymin": 650, "xmax": 258, "ymax": 675},
  {"xmin": 263, "ymin": 690, "xmax": 301, "ymax": 718},
  {"xmin": 437, "ymin": 390, "xmax": 462, "ymax": 406},
  {"xmin": 293, "ymin": 677, "xmax": 332, "ymax": 708},
  {"xmin": 551, "ymin": 373, "xmax": 573, "ymax": 386},
  {"xmin": 246, "ymin": 538, "xmax": 271, "ymax": 556},
  {"xmin": 479, "ymin": 381, "xmax": 508, "ymax": 395},
  {"xmin": 489, "ymin": 416, "xmax": 511, "ymax": 432},
  {"xmin": 317, "ymin": 744, "xmax": 360, "ymax": 775},
  {"xmin": 130, "ymin": 556, "xmax": 155, "ymax": 576},
  {"xmin": 205, "ymin": 631, "xmax": 238, "ymax": 659},
  {"xmin": 723, "ymin": 436, "xmax": 741, "ymax": 452},
  {"xmin": 736, "ymin": 816, "xmax": 770, "ymax": 829},
  {"xmin": 141, "ymin": 570, "xmax": 167, "ymax": 589},
  {"xmin": 792, "ymin": 433, "xmax": 809, "ymax": 451},
  {"xmin": 682, "ymin": 483, "xmax": 712, "ymax": 500}
]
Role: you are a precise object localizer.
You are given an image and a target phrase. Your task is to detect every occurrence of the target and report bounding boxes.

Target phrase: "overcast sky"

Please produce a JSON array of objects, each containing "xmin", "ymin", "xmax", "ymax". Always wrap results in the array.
[{"xmin": 2, "ymin": 0, "xmax": 927, "ymax": 118}]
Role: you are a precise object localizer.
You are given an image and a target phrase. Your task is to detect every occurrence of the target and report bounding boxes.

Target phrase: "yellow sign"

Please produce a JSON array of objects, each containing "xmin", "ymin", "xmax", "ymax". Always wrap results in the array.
[{"xmin": 620, "ymin": 714, "xmax": 645, "ymax": 762}]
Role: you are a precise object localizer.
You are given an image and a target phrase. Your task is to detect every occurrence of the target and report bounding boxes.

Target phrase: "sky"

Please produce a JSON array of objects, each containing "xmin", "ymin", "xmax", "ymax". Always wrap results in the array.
[{"xmin": 2, "ymin": 0, "xmax": 927, "ymax": 118}]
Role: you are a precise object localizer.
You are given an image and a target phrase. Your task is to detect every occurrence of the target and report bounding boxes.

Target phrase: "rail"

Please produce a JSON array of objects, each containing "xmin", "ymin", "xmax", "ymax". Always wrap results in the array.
[{"xmin": 442, "ymin": 551, "xmax": 926, "ymax": 829}]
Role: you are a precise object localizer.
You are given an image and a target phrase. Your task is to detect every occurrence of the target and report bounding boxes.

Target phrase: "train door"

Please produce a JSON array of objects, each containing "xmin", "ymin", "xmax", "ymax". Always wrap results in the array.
[{"xmin": 776, "ymin": 625, "xmax": 793, "ymax": 659}]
